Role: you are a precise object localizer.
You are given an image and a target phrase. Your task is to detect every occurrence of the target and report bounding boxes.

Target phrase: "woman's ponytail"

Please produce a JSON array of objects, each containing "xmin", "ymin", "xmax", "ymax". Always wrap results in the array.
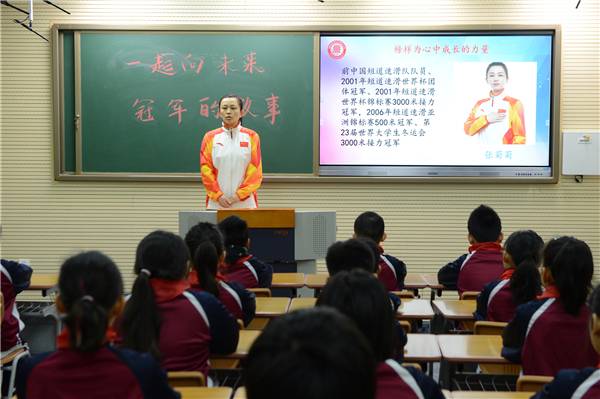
[
  {"xmin": 122, "ymin": 271, "xmax": 162, "ymax": 361},
  {"xmin": 193, "ymin": 241, "xmax": 220, "ymax": 297},
  {"xmin": 504, "ymin": 230, "xmax": 544, "ymax": 305},
  {"xmin": 58, "ymin": 251, "xmax": 123, "ymax": 352},
  {"xmin": 122, "ymin": 230, "xmax": 190, "ymax": 362},
  {"xmin": 543, "ymin": 237, "xmax": 594, "ymax": 316}
]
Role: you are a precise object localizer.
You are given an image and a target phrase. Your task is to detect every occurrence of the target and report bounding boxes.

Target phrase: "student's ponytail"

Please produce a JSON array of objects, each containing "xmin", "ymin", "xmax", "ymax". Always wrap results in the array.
[
  {"xmin": 59, "ymin": 251, "xmax": 123, "ymax": 352},
  {"xmin": 193, "ymin": 241, "xmax": 220, "ymax": 297},
  {"xmin": 543, "ymin": 236, "xmax": 594, "ymax": 316},
  {"xmin": 504, "ymin": 230, "xmax": 544, "ymax": 305},
  {"xmin": 122, "ymin": 230, "xmax": 190, "ymax": 362}
]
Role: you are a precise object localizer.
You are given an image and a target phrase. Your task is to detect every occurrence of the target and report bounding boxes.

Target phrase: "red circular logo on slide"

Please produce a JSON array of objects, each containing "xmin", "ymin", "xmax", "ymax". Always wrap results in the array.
[{"xmin": 328, "ymin": 41, "xmax": 346, "ymax": 59}]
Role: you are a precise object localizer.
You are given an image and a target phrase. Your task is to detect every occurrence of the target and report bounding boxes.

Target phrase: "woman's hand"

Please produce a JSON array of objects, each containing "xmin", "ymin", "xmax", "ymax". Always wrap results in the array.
[
  {"xmin": 228, "ymin": 194, "xmax": 241, "ymax": 205},
  {"xmin": 218, "ymin": 196, "xmax": 232, "ymax": 208},
  {"xmin": 486, "ymin": 112, "xmax": 507, "ymax": 124}
]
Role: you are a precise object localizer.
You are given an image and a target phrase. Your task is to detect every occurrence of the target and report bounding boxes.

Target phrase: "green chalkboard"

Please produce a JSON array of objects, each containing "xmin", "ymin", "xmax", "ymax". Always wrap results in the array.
[{"xmin": 68, "ymin": 32, "xmax": 314, "ymax": 175}]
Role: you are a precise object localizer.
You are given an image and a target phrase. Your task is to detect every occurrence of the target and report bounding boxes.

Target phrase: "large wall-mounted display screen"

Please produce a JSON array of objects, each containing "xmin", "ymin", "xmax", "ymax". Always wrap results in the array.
[{"xmin": 319, "ymin": 31, "xmax": 557, "ymax": 178}]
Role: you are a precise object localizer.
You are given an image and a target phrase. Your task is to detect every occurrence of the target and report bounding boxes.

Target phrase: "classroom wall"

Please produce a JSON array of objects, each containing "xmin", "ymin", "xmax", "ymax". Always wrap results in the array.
[{"xmin": 1, "ymin": 0, "xmax": 598, "ymax": 299}]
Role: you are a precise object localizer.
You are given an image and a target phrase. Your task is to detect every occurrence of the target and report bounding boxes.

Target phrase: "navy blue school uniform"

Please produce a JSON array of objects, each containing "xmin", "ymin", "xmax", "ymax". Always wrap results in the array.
[
  {"xmin": 114, "ymin": 279, "xmax": 239, "ymax": 377},
  {"xmin": 502, "ymin": 285, "xmax": 600, "ymax": 376},
  {"xmin": 530, "ymin": 367, "xmax": 600, "ymax": 399},
  {"xmin": 375, "ymin": 359, "xmax": 444, "ymax": 399},
  {"xmin": 437, "ymin": 242, "xmax": 504, "ymax": 297},
  {"xmin": 219, "ymin": 245, "xmax": 273, "ymax": 288},
  {"xmin": 473, "ymin": 268, "xmax": 518, "ymax": 323},
  {"xmin": 16, "ymin": 327, "xmax": 180, "ymax": 399},
  {"xmin": 377, "ymin": 245, "xmax": 407, "ymax": 292},
  {"xmin": 188, "ymin": 270, "xmax": 256, "ymax": 327}
]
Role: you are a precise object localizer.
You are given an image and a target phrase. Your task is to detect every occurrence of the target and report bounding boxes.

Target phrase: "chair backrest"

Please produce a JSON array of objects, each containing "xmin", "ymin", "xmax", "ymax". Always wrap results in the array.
[
  {"xmin": 237, "ymin": 319, "xmax": 244, "ymax": 330},
  {"xmin": 401, "ymin": 362, "xmax": 422, "ymax": 371},
  {"xmin": 517, "ymin": 375, "xmax": 553, "ymax": 392},
  {"xmin": 390, "ymin": 291, "xmax": 415, "ymax": 299},
  {"xmin": 461, "ymin": 291, "xmax": 479, "ymax": 300},
  {"xmin": 474, "ymin": 321, "xmax": 508, "ymax": 335},
  {"xmin": 167, "ymin": 371, "xmax": 206, "ymax": 387},
  {"xmin": 399, "ymin": 320, "xmax": 411, "ymax": 335},
  {"xmin": 248, "ymin": 288, "xmax": 271, "ymax": 297}
]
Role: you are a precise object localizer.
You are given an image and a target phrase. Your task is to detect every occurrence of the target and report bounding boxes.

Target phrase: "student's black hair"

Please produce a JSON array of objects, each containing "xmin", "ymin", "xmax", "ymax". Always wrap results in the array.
[
  {"xmin": 504, "ymin": 230, "xmax": 544, "ymax": 305},
  {"xmin": 317, "ymin": 269, "xmax": 397, "ymax": 362},
  {"xmin": 542, "ymin": 236, "xmax": 594, "ymax": 316},
  {"xmin": 325, "ymin": 238, "xmax": 376, "ymax": 276},
  {"xmin": 589, "ymin": 284, "xmax": 600, "ymax": 318},
  {"xmin": 185, "ymin": 222, "xmax": 225, "ymax": 298},
  {"xmin": 486, "ymin": 62, "xmax": 509, "ymax": 78},
  {"xmin": 354, "ymin": 211, "xmax": 385, "ymax": 243},
  {"xmin": 356, "ymin": 237, "xmax": 381, "ymax": 273},
  {"xmin": 219, "ymin": 93, "xmax": 244, "ymax": 125},
  {"xmin": 59, "ymin": 251, "xmax": 123, "ymax": 352},
  {"xmin": 467, "ymin": 204, "xmax": 502, "ymax": 244},
  {"xmin": 244, "ymin": 307, "xmax": 376, "ymax": 399},
  {"xmin": 122, "ymin": 230, "xmax": 190, "ymax": 361},
  {"xmin": 217, "ymin": 215, "xmax": 249, "ymax": 247}
]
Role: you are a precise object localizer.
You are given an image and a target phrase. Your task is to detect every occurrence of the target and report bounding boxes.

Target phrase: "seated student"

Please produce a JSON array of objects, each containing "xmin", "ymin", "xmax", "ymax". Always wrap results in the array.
[
  {"xmin": 502, "ymin": 236, "xmax": 599, "ymax": 376},
  {"xmin": 16, "ymin": 251, "xmax": 179, "ymax": 399},
  {"xmin": 217, "ymin": 215, "xmax": 273, "ymax": 288},
  {"xmin": 184, "ymin": 222, "xmax": 255, "ymax": 327},
  {"xmin": 438, "ymin": 204, "xmax": 505, "ymax": 297},
  {"xmin": 530, "ymin": 283, "xmax": 600, "ymax": 398},
  {"xmin": 474, "ymin": 230, "xmax": 544, "ymax": 323},
  {"xmin": 317, "ymin": 270, "xmax": 444, "ymax": 399},
  {"xmin": 326, "ymin": 238, "xmax": 407, "ymax": 362},
  {"xmin": 326, "ymin": 238, "xmax": 401, "ymax": 312},
  {"xmin": 354, "ymin": 211, "xmax": 407, "ymax": 292},
  {"xmin": 117, "ymin": 230, "xmax": 239, "ymax": 380},
  {"xmin": 1, "ymin": 259, "xmax": 32, "ymax": 397},
  {"xmin": 244, "ymin": 307, "xmax": 376, "ymax": 399}
]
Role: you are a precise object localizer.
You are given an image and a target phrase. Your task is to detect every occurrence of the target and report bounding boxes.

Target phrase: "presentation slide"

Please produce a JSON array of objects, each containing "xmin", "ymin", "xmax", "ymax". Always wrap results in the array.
[{"xmin": 320, "ymin": 33, "xmax": 553, "ymax": 170}]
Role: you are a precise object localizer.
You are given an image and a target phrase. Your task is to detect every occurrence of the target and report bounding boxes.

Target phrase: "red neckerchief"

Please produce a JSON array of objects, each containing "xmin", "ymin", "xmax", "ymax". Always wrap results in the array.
[
  {"xmin": 56, "ymin": 325, "xmax": 116, "ymax": 349},
  {"xmin": 187, "ymin": 270, "xmax": 227, "ymax": 285},
  {"xmin": 149, "ymin": 278, "xmax": 191, "ymax": 303},
  {"xmin": 501, "ymin": 268, "xmax": 515, "ymax": 280},
  {"xmin": 222, "ymin": 255, "xmax": 252, "ymax": 268},
  {"xmin": 377, "ymin": 245, "xmax": 385, "ymax": 255},
  {"xmin": 537, "ymin": 284, "xmax": 560, "ymax": 300},
  {"xmin": 468, "ymin": 242, "xmax": 502, "ymax": 253}
]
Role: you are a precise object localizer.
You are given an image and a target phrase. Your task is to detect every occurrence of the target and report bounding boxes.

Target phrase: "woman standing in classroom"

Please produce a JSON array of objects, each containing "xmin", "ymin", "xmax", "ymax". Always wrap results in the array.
[{"xmin": 200, "ymin": 94, "xmax": 262, "ymax": 209}]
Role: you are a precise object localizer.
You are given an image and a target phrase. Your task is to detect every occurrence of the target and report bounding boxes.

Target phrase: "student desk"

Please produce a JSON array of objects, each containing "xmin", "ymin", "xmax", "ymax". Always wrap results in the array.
[
  {"xmin": 271, "ymin": 273, "xmax": 305, "ymax": 288},
  {"xmin": 396, "ymin": 299, "xmax": 435, "ymax": 321},
  {"xmin": 254, "ymin": 297, "xmax": 290, "ymax": 318},
  {"xmin": 437, "ymin": 335, "xmax": 512, "ymax": 389},
  {"xmin": 421, "ymin": 273, "xmax": 450, "ymax": 301},
  {"xmin": 450, "ymin": 393, "xmax": 534, "ymax": 399},
  {"xmin": 26, "ymin": 274, "xmax": 59, "ymax": 297},
  {"xmin": 232, "ymin": 387, "xmax": 247, "ymax": 398},
  {"xmin": 404, "ymin": 334, "xmax": 441, "ymax": 362},
  {"xmin": 174, "ymin": 387, "xmax": 233, "ymax": 399},
  {"xmin": 287, "ymin": 297, "xmax": 316, "ymax": 313},
  {"xmin": 432, "ymin": 300, "xmax": 476, "ymax": 320},
  {"xmin": 209, "ymin": 330, "xmax": 261, "ymax": 360},
  {"xmin": 404, "ymin": 273, "xmax": 428, "ymax": 296},
  {"xmin": 305, "ymin": 273, "xmax": 328, "ymax": 297}
]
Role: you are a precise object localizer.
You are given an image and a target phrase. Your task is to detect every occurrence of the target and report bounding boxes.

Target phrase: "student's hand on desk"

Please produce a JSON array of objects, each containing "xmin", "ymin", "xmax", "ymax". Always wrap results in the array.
[
  {"xmin": 228, "ymin": 195, "xmax": 240, "ymax": 205},
  {"xmin": 218, "ymin": 196, "xmax": 232, "ymax": 208},
  {"xmin": 486, "ymin": 112, "xmax": 507, "ymax": 123}
]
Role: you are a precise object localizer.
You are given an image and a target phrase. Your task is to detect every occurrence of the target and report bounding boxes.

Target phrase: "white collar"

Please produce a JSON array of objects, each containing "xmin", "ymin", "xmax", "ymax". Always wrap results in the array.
[{"xmin": 222, "ymin": 122, "xmax": 242, "ymax": 135}]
